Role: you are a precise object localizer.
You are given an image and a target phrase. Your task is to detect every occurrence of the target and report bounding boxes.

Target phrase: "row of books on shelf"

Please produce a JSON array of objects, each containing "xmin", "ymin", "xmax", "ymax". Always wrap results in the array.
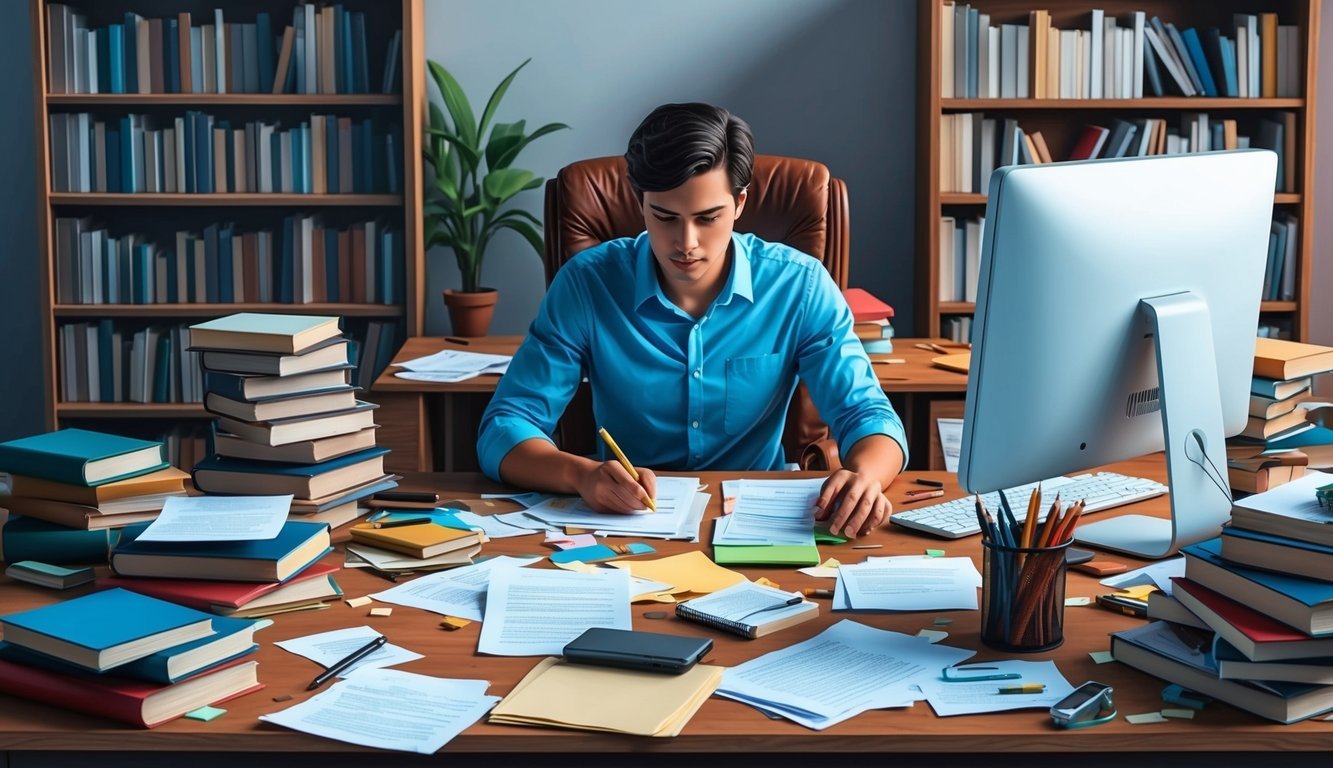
[
  {"xmin": 57, "ymin": 318, "xmax": 400, "ymax": 404},
  {"xmin": 943, "ymin": 5, "xmax": 1301, "ymax": 100},
  {"xmin": 54, "ymin": 216, "xmax": 405, "ymax": 306},
  {"xmin": 940, "ymin": 111, "xmax": 1294, "ymax": 193},
  {"xmin": 47, "ymin": 4, "xmax": 400, "ymax": 95},
  {"xmin": 943, "ymin": 316, "xmax": 973, "ymax": 344},
  {"xmin": 50, "ymin": 111, "xmax": 402, "ymax": 195}
]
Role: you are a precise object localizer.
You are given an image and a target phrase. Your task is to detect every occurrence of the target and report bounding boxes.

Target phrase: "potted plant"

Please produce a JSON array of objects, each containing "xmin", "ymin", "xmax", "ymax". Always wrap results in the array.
[{"xmin": 424, "ymin": 58, "xmax": 568, "ymax": 337}]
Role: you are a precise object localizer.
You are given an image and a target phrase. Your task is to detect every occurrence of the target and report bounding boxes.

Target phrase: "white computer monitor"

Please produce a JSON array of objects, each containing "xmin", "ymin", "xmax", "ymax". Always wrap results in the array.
[{"xmin": 958, "ymin": 150, "xmax": 1279, "ymax": 559}]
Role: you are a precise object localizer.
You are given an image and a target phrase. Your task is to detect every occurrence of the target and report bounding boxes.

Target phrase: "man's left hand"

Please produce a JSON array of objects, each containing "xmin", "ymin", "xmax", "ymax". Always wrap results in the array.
[{"xmin": 814, "ymin": 469, "xmax": 892, "ymax": 538}]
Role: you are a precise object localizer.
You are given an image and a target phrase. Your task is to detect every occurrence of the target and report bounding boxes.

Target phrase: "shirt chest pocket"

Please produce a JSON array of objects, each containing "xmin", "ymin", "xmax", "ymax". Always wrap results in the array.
[{"xmin": 724, "ymin": 353, "xmax": 788, "ymax": 436}]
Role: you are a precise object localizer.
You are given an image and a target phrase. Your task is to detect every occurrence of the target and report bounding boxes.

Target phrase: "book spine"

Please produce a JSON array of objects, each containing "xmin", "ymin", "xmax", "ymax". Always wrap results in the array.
[{"xmin": 0, "ymin": 520, "xmax": 117, "ymax": 563}]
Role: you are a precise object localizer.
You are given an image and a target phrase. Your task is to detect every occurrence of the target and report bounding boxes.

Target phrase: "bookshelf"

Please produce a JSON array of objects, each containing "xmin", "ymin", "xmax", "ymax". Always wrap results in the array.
[
  {"xmin": 916, "ymin": 0, "xmax": 1321, "ymax": 342},
  {"xmin": 30, "ymin": 0, "xmax": 426, "ymax": 465}
]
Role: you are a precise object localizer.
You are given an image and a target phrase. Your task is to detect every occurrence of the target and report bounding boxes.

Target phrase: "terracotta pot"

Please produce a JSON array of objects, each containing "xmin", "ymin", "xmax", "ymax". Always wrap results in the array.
[{"xmin": 443, "ymin": 288, "xmax": 499, "ymax": 337}]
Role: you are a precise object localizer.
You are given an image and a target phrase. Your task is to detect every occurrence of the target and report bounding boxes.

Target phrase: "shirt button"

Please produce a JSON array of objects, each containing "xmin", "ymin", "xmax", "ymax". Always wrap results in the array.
[
  {"xmin": 691, "ymin": 420, "xmax": 699, "ymax": 429},
  {"xmin": 692, "ymin": 324, "xmax": 699, "ymax": 331},
  {"xmin": 692, "ymin": 370, "xmax": 701, "ymax": 379}
]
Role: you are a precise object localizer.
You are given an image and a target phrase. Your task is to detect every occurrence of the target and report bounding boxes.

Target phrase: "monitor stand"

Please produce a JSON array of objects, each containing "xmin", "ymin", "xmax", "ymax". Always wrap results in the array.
[{"xmin": 1074, "ymin": 292, "xmax": 1232, "ymax": 559}]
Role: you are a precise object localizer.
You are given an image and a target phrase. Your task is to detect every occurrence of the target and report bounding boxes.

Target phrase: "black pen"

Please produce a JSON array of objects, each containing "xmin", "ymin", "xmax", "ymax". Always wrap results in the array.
[
  {"xmin": 307, "ymin": 635, "xmax": 388, "ymax": 691},
  {"xmin": 371, "ymin": 517, "xmax": 433, "ymax": 529},
  {"xmin": 913, "ymin": 479, "xmax": 945, "ymax": 488},
  {"xmin": 375, "ymin": 491, "xmax": 441, "ymax": 504}
]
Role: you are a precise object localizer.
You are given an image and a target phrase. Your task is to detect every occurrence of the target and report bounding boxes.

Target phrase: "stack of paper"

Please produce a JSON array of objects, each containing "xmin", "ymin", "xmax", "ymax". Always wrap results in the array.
[
  {"xmin": 369, "ymin": 556, "xmax": 541, "ymax": 620},
  {"xmin": 393, "ymin": 349, "xmax": 512, "ymax": 383},
  {"xmin": 716, "ymin": 620, "xmax": 974, "ymax": 729},
  {"xmin": 834, "ymin": 556, "xmax": 982, "ymax": 611},
  {"xmin": 478, "ymin": 568, "xmax": 631, "ymax": 656},
  {"xmin": 489, "ymin": 657, "xmax": 723, "ymax": 737},
  {"xmin": 712, "ymin": 478, "xmax": 824, "ymax": 565},
  {"xmin": 523, "ymin": 477, "xmax": 708, "ymax": 540}
]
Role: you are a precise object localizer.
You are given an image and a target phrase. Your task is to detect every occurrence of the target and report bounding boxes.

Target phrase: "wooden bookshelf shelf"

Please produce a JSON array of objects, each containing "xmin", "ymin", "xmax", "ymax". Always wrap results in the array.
[
  {"xmin": 47, "ymin": 94, "xmax": 403, "ymax": 106},
  {"xmin": 49, "ymin": 193, "xmax": 404, "ymax": 207},
  {"xmin": 943, "ymin": 97, "xmax": 1305, "ymax": 110},
  {"xmin": 55, "ymin": 403, "xmax": 208, "ymax": 418},
  {"xmin": 942, "ymin": 193, "xmax": 1301, "ymax": 205},
  {"xmin": 53, "ymin": 303, "xmax": 404, "ymax": 318}
]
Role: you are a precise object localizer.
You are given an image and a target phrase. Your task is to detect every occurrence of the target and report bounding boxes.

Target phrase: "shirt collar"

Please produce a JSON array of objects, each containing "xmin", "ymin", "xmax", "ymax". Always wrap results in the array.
[{"xmin": 632, "ymin": 232, "xmax": 755, "ymax": 314}]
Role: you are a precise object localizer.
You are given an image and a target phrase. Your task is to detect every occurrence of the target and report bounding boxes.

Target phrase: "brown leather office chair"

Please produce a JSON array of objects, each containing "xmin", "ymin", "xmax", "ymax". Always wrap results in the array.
[{"xmin": 542, "ymin": 155, "xmax": 849, "ymax": 470}]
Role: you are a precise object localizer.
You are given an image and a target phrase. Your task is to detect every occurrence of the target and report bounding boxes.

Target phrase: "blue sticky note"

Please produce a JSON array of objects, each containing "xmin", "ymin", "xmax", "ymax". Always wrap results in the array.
[
  {"xmin": 549, "ymin": 544, "xmax": 621, "ymax": 565},
  {"xmin": 626, "ymin": 543, "xmax": 656, "ymax": 555}
]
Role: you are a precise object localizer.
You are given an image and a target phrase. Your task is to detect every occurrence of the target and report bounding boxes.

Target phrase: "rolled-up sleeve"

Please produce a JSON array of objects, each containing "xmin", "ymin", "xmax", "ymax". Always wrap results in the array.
[
  {"xmin": 793, "ymin": 266, "xmax": 909, "ymax": 469},
  {"xmin": 476, "ymin": 266, "xmax": 592, "ymax": 481}
]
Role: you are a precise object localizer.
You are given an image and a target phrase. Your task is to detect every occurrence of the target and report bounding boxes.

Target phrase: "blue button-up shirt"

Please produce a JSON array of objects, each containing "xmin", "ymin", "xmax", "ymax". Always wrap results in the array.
[{"xmin": 476, "ymin": 232, "xmax": 907, "ymax": 480}]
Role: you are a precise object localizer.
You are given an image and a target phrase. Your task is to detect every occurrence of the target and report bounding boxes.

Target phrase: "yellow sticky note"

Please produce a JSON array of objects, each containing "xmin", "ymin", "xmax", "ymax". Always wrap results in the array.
[
  {"xmin": 611, "ymin": 551, "xmax": 746, "ymax": 595},
  {"xmin": 754, "ymin": 577, "xmax": 781, "ymax": 590},
  {"xmin": 440, "ymin": 616, "xmax": 472, "ymax": 631},
  {"xmin": 1119, "ymin": 585, "xmax": 1159, "ymax": 599},
  {"xmin": 819, "ymin": 558, "xmax": 841, "ymax": 569},
  {"xmin": 1089, "ymin": 650, "xmax": 1115, "ymax": 664},
  {"xmin": 345, "ymin": 596, "xmax": 373, "ymax": 608},
  {"xmin": 369, "ymin": 607, "xmax": 393, "ymax": 617}
]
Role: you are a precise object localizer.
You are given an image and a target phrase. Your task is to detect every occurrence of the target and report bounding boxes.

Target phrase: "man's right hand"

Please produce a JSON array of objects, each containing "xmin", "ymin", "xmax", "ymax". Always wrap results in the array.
[{"xmin": 576, "ymin": 461, "xmax": 658, "ymax": 514}]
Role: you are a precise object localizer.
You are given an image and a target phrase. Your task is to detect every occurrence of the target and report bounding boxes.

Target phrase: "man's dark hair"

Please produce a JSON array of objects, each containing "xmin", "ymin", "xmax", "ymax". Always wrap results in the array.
[{"xmin": 625, "ymin": 103, "xmax": 754, "ymax": 201}]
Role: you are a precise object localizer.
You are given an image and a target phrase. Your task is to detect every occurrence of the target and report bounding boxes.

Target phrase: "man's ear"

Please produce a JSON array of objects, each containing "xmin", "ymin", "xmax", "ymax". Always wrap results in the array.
[{"xmin": 734, "ymin": 187, "xmax": 748, "ymax": 219}]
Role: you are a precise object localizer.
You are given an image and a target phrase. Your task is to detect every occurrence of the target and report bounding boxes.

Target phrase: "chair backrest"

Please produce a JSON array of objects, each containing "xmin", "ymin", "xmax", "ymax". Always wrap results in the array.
[
  {"xmin": 542, "ymin": 154, "xmax": 848, "ymax": 288},
  {"xmin": 540, "ymin": 154, "xmax": 851, "ymax": 465}
]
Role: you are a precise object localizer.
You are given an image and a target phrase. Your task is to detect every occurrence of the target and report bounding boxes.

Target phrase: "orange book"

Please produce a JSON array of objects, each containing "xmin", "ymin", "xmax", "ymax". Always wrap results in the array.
[
  {"xmin": 1254, "ymin": 338, "xmax": 1333, "ymax": 381},
  {"xmin": 8, "ymin": 467, "xmax": 190, "ymax": 506},
  {"xmin": 1261, "ymin": 13, "xmax": 1278, "ymax": 98},
  {"xmin": 348, "ymin": 522, "xmax": 482, "ymax": 559},
  {"xmin": 177, "ymin": 13, "xmax": 192, "ymax": 93},
  {"xmin": 271, "ymin": 27, "xmax": 295, "ymax": 94}
]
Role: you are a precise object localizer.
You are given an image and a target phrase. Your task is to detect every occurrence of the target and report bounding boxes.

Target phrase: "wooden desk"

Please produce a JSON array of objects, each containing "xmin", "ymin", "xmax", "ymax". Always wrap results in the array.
[
  {"xmin": 3, "ymin": 456, "xmax": 1332, "ymax": 765},
  {"xmin": 370, "ymin": 336, "xmax": 970, "ymax": 473}
]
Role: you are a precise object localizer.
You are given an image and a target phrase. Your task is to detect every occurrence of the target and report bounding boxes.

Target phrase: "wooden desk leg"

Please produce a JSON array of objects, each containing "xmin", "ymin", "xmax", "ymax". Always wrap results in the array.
[{"xmin": 371, "ymin": 392, "xmax": 431, "ymax": 473}]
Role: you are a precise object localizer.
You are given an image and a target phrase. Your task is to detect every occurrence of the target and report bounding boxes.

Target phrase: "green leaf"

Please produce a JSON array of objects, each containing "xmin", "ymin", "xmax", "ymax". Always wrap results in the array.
[
  {"xmin": 478, "ymin": 58, "xmax": 530, "ymax": 140},
  {"xmin": 492, "ymin": 219, "xmax": 544, "ymax": 256},
  {"xmin": 483, "ymin": 168, "xmax": 535, "ymax": 203},
  {"xmin": 495, "ymin": 122, "xmax": 569, "ymax": 169},
  {"xmin": 519, "ymin": 176, "xmax": 544, "ymax": 192},
  {"xmin": 493, "ymin": 208, "xmax": 542, "ymax": 227},
  {"xmin": 427, "ymin": 60, "xmax": 478, "ymax": 149},
  {"xmin": 424, "ymin": 126, "xmax": 481, "ymax": 173},
  {"xmin": 484, "ymin": 120, "xmax": 525, "ymax": 172}
]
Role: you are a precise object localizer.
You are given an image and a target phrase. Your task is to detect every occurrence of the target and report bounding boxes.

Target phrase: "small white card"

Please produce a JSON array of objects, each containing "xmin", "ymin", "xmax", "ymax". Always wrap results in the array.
[{"xmin": 136, "ymin": 495, "xmax": 293, "ymax": 542}]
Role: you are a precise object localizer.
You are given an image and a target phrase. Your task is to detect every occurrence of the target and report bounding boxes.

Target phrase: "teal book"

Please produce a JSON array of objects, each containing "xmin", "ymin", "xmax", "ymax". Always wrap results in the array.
[
  {"xmin": 0, "ymin": 615, "xmax": 259, "ymax": 684},
  {"xmin": 112, "ymin": 520, "xmax": 332, "ymax": 582},
  {"xmin": 188, "ymin": 312, "xmax": 340, "ymax": 355},
  {"xmin": 0, "ymin": 588, "xmax": 215, "ymax": 672},
  {"xmin": 1181, "ymin": 538, "xmax": 1333, "ymax": 636},
  {"xmin": 0, "ymin": 428, "xmax": 166, "ymax": 486},
  {"xmin": 1, "ymin": 516, "xmax": 120, "ymax": 565},
  {"xmin": 191, "ymin": 446, "xmax": 389, "ymax": 499}
]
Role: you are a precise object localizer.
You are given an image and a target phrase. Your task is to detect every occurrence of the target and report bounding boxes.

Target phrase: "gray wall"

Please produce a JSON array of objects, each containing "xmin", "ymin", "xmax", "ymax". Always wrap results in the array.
[
  {"xmin": 1313, "ymin": 13, "xmax": 1333, "ymax": 395},
  {"xmin": 422, "ymin": 0, "xmax": 916, "ymax": 336}
]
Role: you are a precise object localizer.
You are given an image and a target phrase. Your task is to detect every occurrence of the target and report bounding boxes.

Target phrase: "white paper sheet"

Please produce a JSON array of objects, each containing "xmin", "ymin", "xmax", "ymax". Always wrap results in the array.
[
  {"xmin": 837, "ymin": 557, "xmax": 982, "ymax": 611},
  {"xmin": 274, "ymin": 625, "xmax": 423, "ymax": 677},
  {"xmin": 937, "ymin": 418, "xmax": 964, "ymax": 473},
  {"xmin": 260, "ymin": 669, "xmax": 498, "ymax": 754},
  {"xmin": 1232, "ymin": 470, "xmax": 1333, "ymax": 523},
  {"xmin": 135, "ymin": 494, "xmax": 293, "ymax": 542},
  {"xmin": 716, "ymin": 620, "xmax": 973, "ymax": 730},
  {"xmin": 726, "ymin": 478, "xmax": 823, "ymax": 546},
  {"xmin": 396, "ymin": 349, "xmax": 511, "ymax": 374},
  {"xmin": 451, "ymin": 511, "xmax": 540, "ymax": 539},
  {"xmin": 919, "ymin": 660, "xmax": 1076, "ymax": 716},
  {"xmin": 369, "ymin": 556, "xmax": 541, "ymax": 620},
  {"xmin": 479, "ymin": 491, "xmax": 554, "ymax": 508},
  {"xmin": 524, "ymin": 477, "xmax": 701, "ymax": 536},
  {"xmin": 477, "ymin": 567, "xmax": 631, "ymax": 656}
]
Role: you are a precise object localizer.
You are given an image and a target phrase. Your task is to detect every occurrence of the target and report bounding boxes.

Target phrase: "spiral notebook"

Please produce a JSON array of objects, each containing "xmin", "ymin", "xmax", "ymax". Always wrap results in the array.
[{"xmin": 675, "ymin": 581, "xmax": 818, "ymax": 639}]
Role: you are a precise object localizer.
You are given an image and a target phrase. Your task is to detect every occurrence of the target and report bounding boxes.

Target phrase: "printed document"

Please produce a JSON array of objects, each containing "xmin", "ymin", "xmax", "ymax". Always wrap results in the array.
[
  {"xmin": 919, "ymin": 660, "xmax": 1075, "ymax": 716},
  {"xmin": 478, "ymin": 567, "xmax": 631, "ymax": 656},
  {"xmin": 524, "ymin": 477, "xmax": 703, "ymax": 537},
  {"xmin": 137, "ymin": 494, "xmax": 293, "ymax": 542},
  {"xmin": 369, "ymin": 555, "xmax": 541, "ymax": 621},
  {"xmin": 837, "ymin": 557, "xmax": 982, "ymax": 611},
  {"xmin": 716, "ymin": 620, "xmax": 973, "ymax": 729},
  {"xmin": 452, "ymin": 511, "xmax": 540, "ymax": 539},
  {"xmin": 937, "ymin": 418, "xmax": 963, "ymax": 473},
  {"xmin": 260, "ymin": 669, "xmax": 497, "ymax": 754},
  {"xmin": 395, "ymin": 349, "xmax": 511, "ymax": 378},
  {"xmin": 724, "ymin": 478, "xmax": 823, "ymax": 546},
  {"xmin": 274, "ymin": 625, "xmax": 423, "ymax": 677}
]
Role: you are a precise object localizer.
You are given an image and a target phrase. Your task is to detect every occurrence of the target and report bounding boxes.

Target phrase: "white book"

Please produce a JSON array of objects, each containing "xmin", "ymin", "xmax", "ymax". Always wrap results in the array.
[
  {"xmin": 1236, "ymin": 27, "xmax": 1249, "ymax": 98},
  {"xmin": 174, "ymin": 117, "xmax": 187, "ymax": 191},
  {"xmin": 986, "ymin": 26, "xmax": 999, "ymax": 98},
  {"xmin": 214, "ymin": 9, "xmax": 226, "ymax": 94},
  {"xmin": 71, "ymin": 22, "xmax": 85, "ymax": 94},
  {"xmin": 939, "ymin": 216, "xmax": 956, "ymax": 302},
  {"xmin": 1104, "ymin": 18, "xmax": 1118, "ymax": 99},
  {"xmin": 941, "ymin": 2, "xmax": 954, "ymax": 99},
  {"xmin": 1120, "ymin": 27, "xmax": 1133, "ymax": 99},
  {"xmin": 1078, "ymin": 30, "xmax": 1089, "ymax": 98},
  {"xmin": 1089, "ymin": 9, "xmax": 1104, "ymax": 98},
  {"xmin": 85, "ymin": 27, "xmax": 98, "ymax": 94},
  {"xmin": 1059, "ymin": 29, "xmax": 1077, "ymax": 98},
  {"xmin": 136, "ymin": 18, "xmax": 151, "ymax": 94},
  {"xmin": 1131, "ymin": 12, "xmax": 1145, "ymax": 98},
  {"xmin": 74, "ymin": 112, "xmax": 91, "ymax": 192},
  {"xmin": 304, "ymin": 4, "xmax": 317, "ymax": 95},
  {"xmin": 1000, "ymin": 24, "xmax": 1017, "ymax": 98},
  {"xmin": 85, "ymin": 324, "xmax": 100, "ymax": 402},
  {"xmin": 1016, "ymin": 24, "xmax": 1029, "ymax": 98}
]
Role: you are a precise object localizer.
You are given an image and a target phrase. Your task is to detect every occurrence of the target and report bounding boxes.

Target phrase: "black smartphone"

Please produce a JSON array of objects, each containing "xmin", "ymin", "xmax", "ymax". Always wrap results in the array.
[{"xmin": 563, "ymin": 628, "xmax": 712, "ymax": 675}]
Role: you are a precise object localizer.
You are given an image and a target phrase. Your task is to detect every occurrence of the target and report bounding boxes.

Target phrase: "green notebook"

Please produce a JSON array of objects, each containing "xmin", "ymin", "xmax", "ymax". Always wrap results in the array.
[{"xmin": 712, "ymin": 544, "xmax": 821, "ymax": 567}]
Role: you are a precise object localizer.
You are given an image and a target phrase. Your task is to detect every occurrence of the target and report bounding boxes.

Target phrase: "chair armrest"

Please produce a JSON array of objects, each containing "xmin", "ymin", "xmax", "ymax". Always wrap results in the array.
[{"xmin": 799, "ymin": 437, "xmax": 841, "ymax": 472}]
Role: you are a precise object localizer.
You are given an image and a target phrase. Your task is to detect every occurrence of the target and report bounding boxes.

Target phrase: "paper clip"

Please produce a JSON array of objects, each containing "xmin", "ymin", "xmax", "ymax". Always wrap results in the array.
[{"xmin": 941, "ymin": 665, "xmax": 1022, "ymax": 682}]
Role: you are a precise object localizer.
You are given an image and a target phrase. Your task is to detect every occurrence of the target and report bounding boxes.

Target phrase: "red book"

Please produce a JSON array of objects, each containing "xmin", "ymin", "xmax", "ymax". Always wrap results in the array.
[
  {"xmin": 1172, "ymin": 577, "xmax": 1333, "ymax": 661},
  {"xmin": 842, "ymin": 288, "xmax": 894, "ymax": 322},
  {"xmin": 98, "ymin": 562, "xmax": 340, "ymax": 613},
  {"xmin": 0, "ymin": 657, "xmax": 261, "ymax": 728},
  {"xmin": 1068, "ymin": 125, "xmax": 1110, "ymax": 161}
]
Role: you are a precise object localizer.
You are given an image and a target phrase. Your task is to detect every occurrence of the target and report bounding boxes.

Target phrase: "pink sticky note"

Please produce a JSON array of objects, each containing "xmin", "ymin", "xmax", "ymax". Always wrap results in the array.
[{"xmin": 545, "ymin": 532, "xmax": 598, "ymax": 550}]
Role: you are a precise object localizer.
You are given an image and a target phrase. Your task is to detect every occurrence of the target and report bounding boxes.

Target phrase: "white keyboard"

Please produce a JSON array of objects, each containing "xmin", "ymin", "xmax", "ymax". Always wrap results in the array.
[{"xmin": 890, "ymin": 472, "xmax": 1168, "ymax": 540}]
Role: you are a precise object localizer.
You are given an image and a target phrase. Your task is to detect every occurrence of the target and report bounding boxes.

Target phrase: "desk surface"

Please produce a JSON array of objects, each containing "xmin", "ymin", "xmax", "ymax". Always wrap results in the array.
[
  {"xmin": 371, "ymin": 336, "xmax": 971, "ymax": 395},
  {"xmin": 2, "ymin": 455, "xmax": 1327, "ymax": 754}
]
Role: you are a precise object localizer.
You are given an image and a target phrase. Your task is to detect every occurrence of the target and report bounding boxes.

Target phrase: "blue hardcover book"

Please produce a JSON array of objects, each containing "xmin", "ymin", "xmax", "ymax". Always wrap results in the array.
[
  {"xmin": 1221, "ymin": 37, "xmax": 1239, "ymax": 101},
  {"xmin": 152, "ymin": 333, "xmax": 171, "ymax": 403},
  {"xmin": 182, "ymin": 112, "xmax": 196, "ymax": 192},
  {"xmin": 292, "ymin": 124, "xmax": 305, "ymax": 194},
  {"xmin": 384, "ymin": 125, "xmax": 401, "ymax": 194},
  {"xmin": 1142, "ymin": 33, "xmax": 1165, "ymax": 97},
  {"xmin": 269, "ymin": 128, "xmax": 282, "ymax": 193},
  {"xmin": 118, "ymin": 115, "xmax": 136, "ymax": 193},
  {"xmin": 134, "ymin": 242, "xmax": 152, "ymax": 304},
  {"xmin": 105, "ymin": 125, "xmax": 121, "ymax": 192},
  {"xmin": 95, "ymin": 26, "xmax": 111, "ymax": 93},
  {"xmin": 965, "ymin": 7, "xmax": 978, "ymax": 98},
  {"xmin": 377, "ymin": 228, "xmax": 392, "ymax": 304},
  {"xmin": 1181, "ymin": 28, "xmax": 1218, "ymax": 97},
  {"xmin": 0, "ymin": 615, "xmax": 258, "ymax": 684},
  {"xmin": 193, "ymin": 112, "xmax": 213, "ymax": 193},
  {"xmin": 1164, "ymin": 22, "xmax": 1205, "ymax": 95},
  {"xmin": 326, "ymin": 114, "xmax": 339, "ymax": 192},
  {"xmin": 0, "ymin": 429, "xmax": 165, "ymax": 486},
  {"xmin": 217, "ymin": 222, "xmax": 235, "ymax": 303},
  {"xmin": 0, "ymin": 588, "xmax": 214, "ymax": 672},
  {"xmin": 193, "ymin": 446, "xmax": 388, "ymax": 481},
  {"xmin": 123, "ymin": 12, "xmax": 139, "ymax": 93},
  {"xmin": 381, "ymin": 30, "xmax": 401, "ymax": 94},
  {"xmin": 358, "ymin": 118, "xmax": 375, "ymax": 192},
  {"xmin": 256, "ymin": 12, "xmax": 274, "ymax": 92},
  {"xmin": 1222, "ymin": 526, "xmax": 1333, "ymax": 559},
  {"xmin": 1182, "ymin": 538, "xmax": 1333, "ymax": 636},
  {"xmin": 113, "ymin": 520, "xmax": 332, "ymax": 582},
  {"xmin": 97, "ymin": 319, "xmax": 114, "ymax": 399},
  {"xmin": 165, "ymin": 244, "xmax": 178, "ymax": 303},
  {"xmin": 352, "ymin": 12, "xmax": 369, "ymax": 94},
  {"xmin": 1267, "ymin": 425, "xmax": 1333, "ymax": 451},
  {"xmin": 333, "ymin": 5, "xmax": 346, "ymax": 93},
  {"xmin": 324, "ymin": 226, "xmax": 340, "ymax": 300},
  {"xmin": 221, "ymin": 122, "xmax": 235, "ymax": 193},
  {"xmin": 107, "ymin": 24, "xmax": 125, "ymax": 94},
  {"xmin": 1, "ymin": 516, "xmax": 120, "ymax": 564},
  {"xmin": 165, "ymin": 19, "xmax": 179, "ymax": 94},
  {"xmin": 203, "ymin": 223, "xmax": 220, "ymax": 303}
]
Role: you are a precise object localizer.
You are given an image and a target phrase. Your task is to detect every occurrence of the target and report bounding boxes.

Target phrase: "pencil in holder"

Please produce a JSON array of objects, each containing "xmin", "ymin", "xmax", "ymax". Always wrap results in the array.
[{"xmin": 980, "ymin": 538, "xmax": 1071, "ymax": 653}]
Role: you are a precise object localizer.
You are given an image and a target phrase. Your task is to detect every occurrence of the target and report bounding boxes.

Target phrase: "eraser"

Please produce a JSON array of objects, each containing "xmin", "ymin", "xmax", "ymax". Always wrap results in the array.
[{"xmin": 1072, "ymin": 560, "xmax": 1129, "ymax": 576}]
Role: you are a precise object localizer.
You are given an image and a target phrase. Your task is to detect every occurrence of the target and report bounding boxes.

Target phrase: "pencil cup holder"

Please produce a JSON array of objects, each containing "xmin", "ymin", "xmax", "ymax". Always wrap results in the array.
[{"xmin": 980, "ymin": 539, "xmax": 1071, "ymax": 653}]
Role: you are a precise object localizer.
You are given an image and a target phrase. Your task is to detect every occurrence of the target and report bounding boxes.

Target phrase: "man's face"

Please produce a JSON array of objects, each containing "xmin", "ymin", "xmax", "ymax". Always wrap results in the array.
[{"xmin": 640, "ymin": 166, "xmax": 747, "ymax": 299}]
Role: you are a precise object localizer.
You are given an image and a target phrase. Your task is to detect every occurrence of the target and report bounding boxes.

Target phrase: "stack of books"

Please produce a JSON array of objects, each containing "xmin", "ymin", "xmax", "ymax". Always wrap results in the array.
[
  {"xmin": 1227, "ymin": 338, "xmax": 1333, "ymax": 492},
  {"xmin": 188, "ymin": 312, "xmax": 397, "ymax": 529},
  {"xmin": 0, "ymin": 428, "xmax": 189, "ymax": 553},
  {"xmin": 343, "ymin": 515, "xmax": 483, "ymax": 576},
  {"xmin": 1115, "ymin": 471, "xmax": 1333, "ymax": 723},
  {"xmin": 843, "ymin": 288, "xmax": 894, "ymax": 354},
  {"xmin": 0, "ymin": 588, "xmax": 263, "ymax": 727}
]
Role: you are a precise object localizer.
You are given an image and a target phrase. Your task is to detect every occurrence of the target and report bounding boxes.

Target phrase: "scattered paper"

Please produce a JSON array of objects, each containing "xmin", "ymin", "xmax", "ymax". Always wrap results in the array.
[
  {"xmin": 136, "ymin": 495, "xmax": 293, "ymax": 542},
  {"xmin": 1101, "ymin": 558, "xmax": 1185, "ymax": 596},
  {"xmin": 937, "ymin": 418, "xmax": 963, "ymax": 473},
  {"xmin": 918, "ymin": 660, "xmax": 1075, "ymax": 717},
  {"xmin": 837, "ymin": 557, "xmax": 982, "ymax": 611},
  {"xmin": 275, "ymin": 626, "xmax": 423, "ymax": 677},
  {"xmin": 480, "ymin": 491, "xmax": 553, "ymax": 507},
  {"xmin": 369, "ymin": 556, "xmax": 540, "ymax": 621},
  {"xmin": 798, "ymin": 558, "xmax": 842, "ymax": 578},
  {"xmin": 719, "ymin": 478, "xmax": 824, "ymax": 546},
  {"xmin": 260, "ymin": 669, "xmax": 498, "ymax": 754},
  {"xmin": 1126, "ymin": 712, "xmax": 1169, "ymax": 724},
  {"xmin": 524, "ymin": 477, "xmax": 705, "ymax": 539},
  {"xmin": 1089, "ymin": 651, "xmax": 1115, "ymax": 664},
  {"xmin": 396, "ymin": 349, "xmax": 511, "ymax": 376},
  {"xmin": 478, "ymin": 567, "xmax": 631, "ymax": 656},
  {"xmin": 452, "ymin": 511, "xmax": 539, "ymax": 539},
  {"xmin": 917, "ymin": 629, "xmax": 949, "ymax": 643},
  {"xmin": 1162, "ymin": 708, "xmax": 1195, "ymax": 719}
]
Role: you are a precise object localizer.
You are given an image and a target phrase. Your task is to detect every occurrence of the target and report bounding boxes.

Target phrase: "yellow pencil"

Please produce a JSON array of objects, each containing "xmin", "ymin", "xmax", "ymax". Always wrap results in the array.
[{"xmin": 597, "ymin": 427, "xmax": 657, "ymax": 512}]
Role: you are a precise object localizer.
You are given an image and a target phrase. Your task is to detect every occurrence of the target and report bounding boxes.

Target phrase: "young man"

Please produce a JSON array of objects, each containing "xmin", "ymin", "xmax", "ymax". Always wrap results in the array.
[{"xmin": 476, "ymin": 103, "xmax": 906, "ymax": 538}]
